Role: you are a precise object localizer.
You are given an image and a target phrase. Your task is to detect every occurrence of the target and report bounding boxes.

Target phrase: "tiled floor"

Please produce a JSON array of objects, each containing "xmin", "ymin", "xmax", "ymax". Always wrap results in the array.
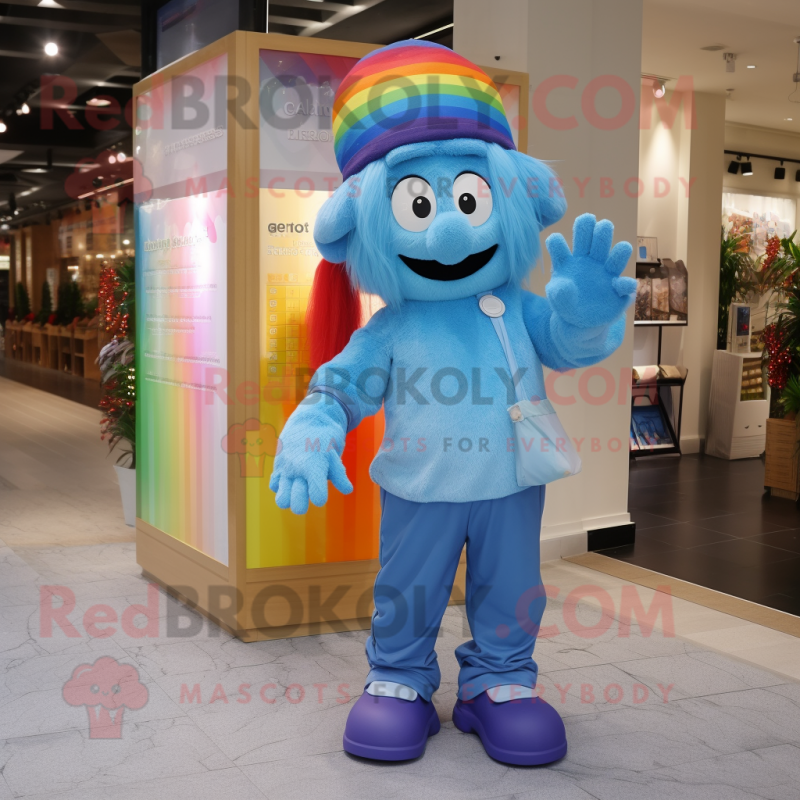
[
  {"xmin": 2, "ymin": 377, "xmax": 800, "ymax": 798},
  {"xmin": 601, "ymin": 455, "xmax": 800, "ymax": 617}
]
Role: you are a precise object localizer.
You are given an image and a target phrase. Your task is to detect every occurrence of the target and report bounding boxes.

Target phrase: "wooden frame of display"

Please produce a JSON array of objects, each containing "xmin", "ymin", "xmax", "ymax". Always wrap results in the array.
[{"xmin": 133, "ymin": 31, "xmax": 531, "ymax": 641}]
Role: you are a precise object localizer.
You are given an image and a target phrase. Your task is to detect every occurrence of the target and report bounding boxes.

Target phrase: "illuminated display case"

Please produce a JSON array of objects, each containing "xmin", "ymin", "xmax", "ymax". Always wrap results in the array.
[{"xmin": 133, "ymin": 32, "xmax": 529, "ymax": 641}]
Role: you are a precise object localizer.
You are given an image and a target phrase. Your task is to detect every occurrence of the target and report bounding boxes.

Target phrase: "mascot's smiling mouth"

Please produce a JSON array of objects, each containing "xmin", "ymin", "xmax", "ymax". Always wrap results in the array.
[{"xmin": 399, "ymin": 244, "xmax": 499, "ymax": 282}]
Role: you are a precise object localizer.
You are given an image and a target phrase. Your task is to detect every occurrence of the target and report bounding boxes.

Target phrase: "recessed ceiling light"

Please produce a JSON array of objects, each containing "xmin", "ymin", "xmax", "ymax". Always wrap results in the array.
[
  {"xmin": 22, "ymin": 168, "xmax": 47, "ymax": 174},
  {"xmin": 108, "ymin": 155, "xmax": 116, "ymax": 164},
  {"xmin": 0, "ymin": 122, "xmax": 6, "ymax": 134},
  {"xmin": 87, "ymin": 97, "xmax": 111, "ymax": 107},
  {"xmin": 122, "ymin": 239, "xmax": 130, "ymax": 245},
  {"xmin": 38, "ymin": 0, "xmax": 65, "ymax": 7},
  {"xmin": 19, "ymin": 103, "xmax": 30, "ymax": 115},
  {"xmin": 117, "ymin": 152, "xmax": 126, "ymax": 162},
  {"xmin": 44, "ymin": 42, "xmax": 58, "ymax": 57},
  {"xmin": 747, "ymin": 64, "xmax": 756, "ymax": 69},
  {"xmin": 785, "ymin": 117, "xmax": 793, "ymax": 121}
]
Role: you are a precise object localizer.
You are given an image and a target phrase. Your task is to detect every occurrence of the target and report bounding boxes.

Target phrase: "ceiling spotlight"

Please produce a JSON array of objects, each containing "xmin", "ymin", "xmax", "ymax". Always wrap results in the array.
[
  {"xmin": 654, "ymin": 81, "xmax": 666, "ymax": 98},
  {"xmin": 741, "ymin": 161, "xmax": 753, "ymax": 176},
  {"xmin": 96, "ymin": 253, "xmax": 103, "ymax": 259},
  {"xmin": 122, "ymin": 239, "xmax": 130, "ymax": 245},
  {"xmin": 728, "ymin": 160, "xmax": 740, "ymax": 174},
  {"xmin": 775, "ymin": 162, "xmax": 786, "ymax": 180},
  {"xmin": 87, "ymin": 97, "xmax": 111, "ymax": 107},
  {"xmin": 44, "ymin": 42, "xmax": 58, "ymax": 57},
  {"xmin": 108, "ymin": 154, "xmax": 116, "ymax": 164},
  {"xmin": 117, "ymin": 152, "xmax": 126, "ymax": 162},
  {"xmin": 20, "ymin": 103, "xmax": 30, "ymax": 115},
  {"xmin": 0, "ymin": 122, "xmax": 6, "ymax": 134},
  {"xmin": 38, "ymin": 0, "xmax": 65, "ymax": 7}
]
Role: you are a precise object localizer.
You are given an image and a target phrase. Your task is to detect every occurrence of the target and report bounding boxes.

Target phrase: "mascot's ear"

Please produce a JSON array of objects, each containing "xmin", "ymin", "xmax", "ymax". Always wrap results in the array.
[
  {"xmin": 314, "ymin": 181, "xmax": 357, "ymax": 263},
  {"xmin": 507, "ymin": 150, "xmax": 568, "ymax": 231}
]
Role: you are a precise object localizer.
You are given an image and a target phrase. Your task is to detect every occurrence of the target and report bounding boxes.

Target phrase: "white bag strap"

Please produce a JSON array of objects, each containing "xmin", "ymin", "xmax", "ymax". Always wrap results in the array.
[{"xmin": 477, "ymin": 291, "xmax": 525, "ymax": 404}]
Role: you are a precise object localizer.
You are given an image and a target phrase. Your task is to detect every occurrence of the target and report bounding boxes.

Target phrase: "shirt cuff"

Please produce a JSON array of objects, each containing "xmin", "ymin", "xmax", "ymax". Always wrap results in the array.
[{"xmin": 306, "ymin": 385, "xmax": 361, "ymax": 433}]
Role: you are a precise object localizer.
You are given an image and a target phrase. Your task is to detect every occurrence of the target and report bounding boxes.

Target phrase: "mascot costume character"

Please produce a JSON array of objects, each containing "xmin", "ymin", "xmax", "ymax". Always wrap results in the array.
[{"xmin": 270, "ymin": 40, "xmax": 635, "ymax": 765}]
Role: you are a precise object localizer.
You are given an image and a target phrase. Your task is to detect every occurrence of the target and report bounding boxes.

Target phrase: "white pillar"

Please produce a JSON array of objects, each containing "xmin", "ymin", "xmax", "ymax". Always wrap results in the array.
[
  {"xmin": 455, "ymin": 0, "xmax": 644, "ymax": 557},
  {"xmin": 682, "ymin": 93, "xmax": 726, "ymax": 446}
]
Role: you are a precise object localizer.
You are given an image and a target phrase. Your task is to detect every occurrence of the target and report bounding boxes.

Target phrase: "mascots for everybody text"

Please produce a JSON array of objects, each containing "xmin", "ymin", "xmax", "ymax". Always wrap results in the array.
[{"xmin": 270, "ymin": 40, "xmax": 635, "ymax": 765}]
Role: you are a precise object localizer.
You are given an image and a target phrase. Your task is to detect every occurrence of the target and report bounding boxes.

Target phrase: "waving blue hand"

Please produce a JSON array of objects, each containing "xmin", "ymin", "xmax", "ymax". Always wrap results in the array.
[
  {"xmin": 545, "ymin": 213, "xmax": 636, "ymax": 328},
  {"xmin": 531, "ymin": 214, "xmax": 636, "ymax": 368}
]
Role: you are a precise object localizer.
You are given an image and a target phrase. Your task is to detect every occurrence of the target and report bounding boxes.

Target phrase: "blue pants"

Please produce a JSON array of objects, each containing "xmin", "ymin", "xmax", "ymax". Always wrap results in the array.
[{"xmin": 366, "ymin": 485, "xmax": 546, "ymax": 701}]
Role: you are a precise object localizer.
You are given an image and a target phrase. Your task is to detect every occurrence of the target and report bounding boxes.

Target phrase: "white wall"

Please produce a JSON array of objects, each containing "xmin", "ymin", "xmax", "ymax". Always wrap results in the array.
[
  {"xmin": 455, "ymin": 0, "xmax": 644, "ymax": 559},
  {"xmin": 634, "ymin": 91, "xmax": 726, "ymax": 453}
]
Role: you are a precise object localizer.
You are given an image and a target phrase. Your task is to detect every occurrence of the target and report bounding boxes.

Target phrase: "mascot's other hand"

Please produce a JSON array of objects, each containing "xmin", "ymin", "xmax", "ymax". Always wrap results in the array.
[
  {"xmin": 545, "ymin": 214, "xmax": 636, "ymax": 329},
  {"xmin": 269, "ymin": 400, "xmax": 353, "ymax": 515}
]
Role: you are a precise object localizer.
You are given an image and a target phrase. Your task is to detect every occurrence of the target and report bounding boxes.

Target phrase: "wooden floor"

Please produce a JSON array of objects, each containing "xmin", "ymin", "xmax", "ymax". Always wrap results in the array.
[
  {"xmin": 0, "ymin": 375, "xmax": 133, "ymax": 547},
  {"xmin": 0, "ymin": 352, "xmax": 102, "ymax": 409}
]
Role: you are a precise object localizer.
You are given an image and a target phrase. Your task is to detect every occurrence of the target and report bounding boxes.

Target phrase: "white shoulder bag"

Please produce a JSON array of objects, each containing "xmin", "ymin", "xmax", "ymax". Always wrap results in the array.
[{"xmin": 478, "ymin": 292, "xmax": 582, "ymax": 487}]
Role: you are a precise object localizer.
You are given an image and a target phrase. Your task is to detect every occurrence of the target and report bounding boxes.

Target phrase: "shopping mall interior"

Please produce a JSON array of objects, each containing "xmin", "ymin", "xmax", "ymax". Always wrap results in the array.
[{"xmin": 1, "ymin": 0, "xmax": 800, "ymax": 797}]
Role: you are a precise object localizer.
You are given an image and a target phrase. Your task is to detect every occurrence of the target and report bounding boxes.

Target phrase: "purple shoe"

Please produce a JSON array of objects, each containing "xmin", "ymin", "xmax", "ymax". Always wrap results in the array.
[
  {"xmin": 453, "ymin": 691, "xmax": 567, "ymax": 765},
  {"xmin": 343, "ymin": 692, "xmax": 440, "ymax": 761}
]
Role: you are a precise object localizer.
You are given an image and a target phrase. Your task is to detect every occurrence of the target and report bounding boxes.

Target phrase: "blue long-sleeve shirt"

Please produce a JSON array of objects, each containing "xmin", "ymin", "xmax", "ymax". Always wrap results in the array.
[{"xmin": 308, "ymin": 283, "xmax": 624, "ymax": 504}]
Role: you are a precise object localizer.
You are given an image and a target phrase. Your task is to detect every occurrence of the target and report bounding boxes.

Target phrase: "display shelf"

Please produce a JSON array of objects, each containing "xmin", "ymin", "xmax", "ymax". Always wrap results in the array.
[
  {"xmin": 706, "ymin": 350, "xmax": 769, "ymax": 460},
  {"xmin": 630, "ymin": 365, "xmax": 688, "ymax": 458}
]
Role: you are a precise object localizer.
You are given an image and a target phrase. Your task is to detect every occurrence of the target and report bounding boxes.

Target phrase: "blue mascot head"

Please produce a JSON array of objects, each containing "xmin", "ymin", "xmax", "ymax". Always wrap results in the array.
[{"xmin": 313, "ymin": 40, "xmax": 567, "ymax": 308}]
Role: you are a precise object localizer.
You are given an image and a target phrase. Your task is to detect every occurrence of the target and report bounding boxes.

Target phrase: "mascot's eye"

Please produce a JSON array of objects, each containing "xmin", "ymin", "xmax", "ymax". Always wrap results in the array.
[
  {"xmin": 91, "ymin": 685, "xmax": 99, "ymax": 694},
  {"xmin": 391, "ymin": 177, "xmax": 437, "ymax": 232},
  {"xmin": 452, "ymin": 172, "xmax": 492, "ymax": 227}
]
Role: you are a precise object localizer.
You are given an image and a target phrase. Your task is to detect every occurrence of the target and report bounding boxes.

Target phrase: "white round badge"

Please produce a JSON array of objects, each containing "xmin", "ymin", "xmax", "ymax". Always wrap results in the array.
[{"xmin": 479, "ymin": 295, "xmax": 506, "ymax": 318}]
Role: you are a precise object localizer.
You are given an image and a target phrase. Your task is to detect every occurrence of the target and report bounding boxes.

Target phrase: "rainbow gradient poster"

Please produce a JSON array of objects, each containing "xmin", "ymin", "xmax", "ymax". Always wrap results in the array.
[
  {"xmin": 135, "ymin": 54, "xmax": 230, "ymax": 565},
  {"xmin": 249, "ymin": 49, "xmax": 383, "ymax": 569}
]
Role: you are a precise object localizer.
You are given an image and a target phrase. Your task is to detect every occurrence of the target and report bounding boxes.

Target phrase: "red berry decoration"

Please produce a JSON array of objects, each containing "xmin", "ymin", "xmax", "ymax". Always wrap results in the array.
[
  {"xmin": 762, "ymin": 323, "xmax": 792, "ymax": 391},
  {"xmin": 762, "ymin": 235, "xmax": 781, "ymax": 272}
]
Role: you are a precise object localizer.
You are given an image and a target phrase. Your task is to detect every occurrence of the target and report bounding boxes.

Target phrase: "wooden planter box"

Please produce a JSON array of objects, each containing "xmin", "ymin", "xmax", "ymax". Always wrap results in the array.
[
  {"xmin": 58, "ymin": 325, "xmax": 74, "ymax": 374},
  {"xmin": 765, "ymin": 418, "xmax": 800, "ymax": 501},
  {"xmin": 3, "ymin": 321, "xmax": 20, "ymax": 358},
  {"xmin": 20, "ymin": 322, "xmax": 34, "ymax": 363},
  {"xmin": 44, "ymin": 324, "xmax": 60, "ymax": 369},
  {"xmin": 30, "ymin": 324, "xmax": 48, "ymax": 367},
  {"xmin": 73, "ymin": 321, "xmax": 101, "ymax": 381}
]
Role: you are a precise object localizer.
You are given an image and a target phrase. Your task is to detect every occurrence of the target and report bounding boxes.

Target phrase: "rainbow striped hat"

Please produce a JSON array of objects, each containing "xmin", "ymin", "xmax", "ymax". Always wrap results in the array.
[{"xmin": 332, "ymin": 40, "xmax": 515, "ymax": 179}]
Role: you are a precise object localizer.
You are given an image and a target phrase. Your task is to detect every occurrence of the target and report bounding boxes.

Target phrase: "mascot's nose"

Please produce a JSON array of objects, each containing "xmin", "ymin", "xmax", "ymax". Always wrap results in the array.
[{"xmin": 425, "ymin": 211, "xmax": 475, "ymax": 266}]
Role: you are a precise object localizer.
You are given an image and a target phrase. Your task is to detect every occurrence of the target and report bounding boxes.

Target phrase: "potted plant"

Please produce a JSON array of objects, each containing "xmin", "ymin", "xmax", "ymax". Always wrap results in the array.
[
  {"xmin": 762, "ymin": 236, "xmax": 800, "ymax": 500},
  {"xmin": 718, "ymin": 229, "xmax": 753, "ymax": 349},
  {"xmin": 97, "ymin": 260, "xmax": 136, "ymax": 525}
]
